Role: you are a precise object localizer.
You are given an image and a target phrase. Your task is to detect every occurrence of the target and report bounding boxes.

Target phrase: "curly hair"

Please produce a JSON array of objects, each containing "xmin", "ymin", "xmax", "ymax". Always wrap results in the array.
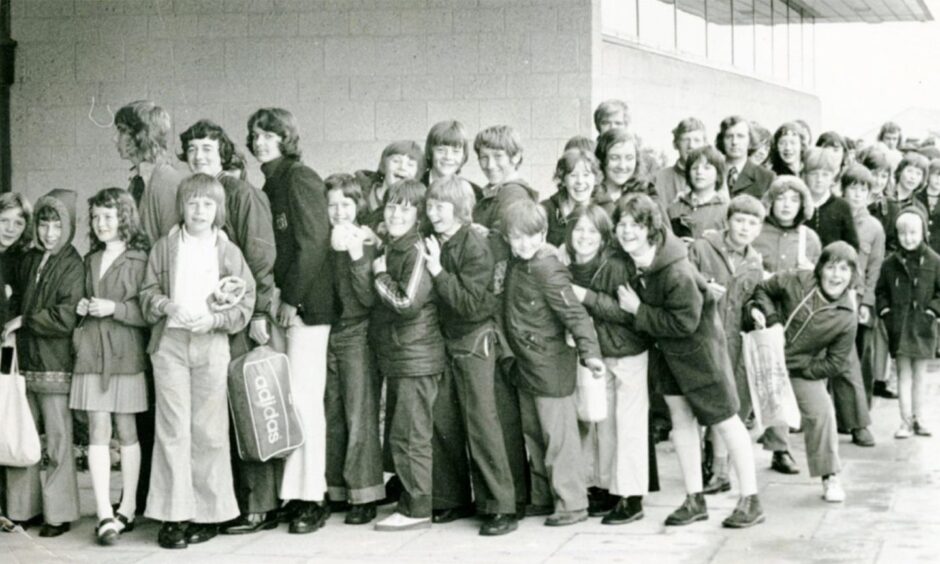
[
  {"xmin": 178, "ymin": 119, "xmax": 243, "ymax": 172},
  {"xmin": 0, "ymin": 192, "xmax": 33, "ymax": 253},
  {"xmin": 88, "ymin": 188, "xmax": 150, "ymax": 253},
  {"xmin": 114, "ymin": 100, "xmax": 172, "ymax": 163}
]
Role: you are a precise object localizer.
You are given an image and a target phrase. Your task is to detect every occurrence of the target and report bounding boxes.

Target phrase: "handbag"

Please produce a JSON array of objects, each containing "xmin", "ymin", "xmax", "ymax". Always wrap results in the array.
[
  {"xmin": 0, "ymin": 343, "xmax": 42, "ymax": 467},
  {"xmin": 228, "ymin": 345, "xmax": 304, "ymax": 462},
  {"xmin": 741, "ymin": 325, "xmax": 801, "ymax": 433}
]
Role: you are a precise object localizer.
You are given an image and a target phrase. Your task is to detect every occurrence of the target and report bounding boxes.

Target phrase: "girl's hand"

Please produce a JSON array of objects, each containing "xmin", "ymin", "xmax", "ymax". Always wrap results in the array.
[
  {"xmin": 2, "ymin": 316, "xmax": 22, "ymax": 341},
  {"xmin": 346, "ymin": 227, "xmax": 365, "ymax": 261},
  {"xmin": 76, "ymin": 298, "xmax": 90, "ymax": 316},
  {"xmin": 751, "ymin": 308, "xmax": 766, "ymax": 329},
  {"xmin": 617, "ymin": 284, "xmax": 640, "ymax": 314},
  {"xmin": 249, "ymin": 318, "xmax": 270, "ymax": 345},
  {"xmin": 584, "ymin": 357, "xmax": 606, "ymax": 379},
  {"xmin": 422, "ymin": 237, "xmax": 443, "ymax": 277},
  {"xmin": 372, "ymin": 255, "xmax": 387, "ymax": 275},
  {"xmin": 858, "ymin": 304, "xmax": 871, "ymax": 325},
  {"xmin": 571, "ymin": 284, "xmax": 587, "ymax": 302},
  {"xmin": 189, "ymin": 314, "xmax": 215, "ymax": 334},
  {"xmin": 165, "ymin": 303, "xmax": 195, "ymax": 326},
  {"xmin": 87, "ymin": 298, "xmax": 116, "ymax": 317},
  {"xmin": 277, "ymin": 302, "xmax": 299, "ymax": 328}
]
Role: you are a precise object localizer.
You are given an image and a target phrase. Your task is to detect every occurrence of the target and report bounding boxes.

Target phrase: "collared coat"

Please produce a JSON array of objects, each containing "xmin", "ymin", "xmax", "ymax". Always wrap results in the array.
[
  {"xmin": 876, "ymin": 242, "xmax": 940, "ymax": 359},
  {"xmin": 728, "ymin": 161, "xmax": 775, "ymax": 200}
]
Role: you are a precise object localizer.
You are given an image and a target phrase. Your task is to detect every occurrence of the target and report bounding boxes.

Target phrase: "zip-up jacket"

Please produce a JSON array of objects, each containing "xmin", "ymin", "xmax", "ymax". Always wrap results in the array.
[{"xmin": 432, "ymin": 223, "xmax": 498, "ymax": 340}]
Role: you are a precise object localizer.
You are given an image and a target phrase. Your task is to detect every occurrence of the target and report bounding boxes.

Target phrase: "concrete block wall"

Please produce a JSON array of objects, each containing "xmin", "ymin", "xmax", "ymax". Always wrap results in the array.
[{"xmin": 10, "ymin": 0, "xmax": 595, "ymax": 251}]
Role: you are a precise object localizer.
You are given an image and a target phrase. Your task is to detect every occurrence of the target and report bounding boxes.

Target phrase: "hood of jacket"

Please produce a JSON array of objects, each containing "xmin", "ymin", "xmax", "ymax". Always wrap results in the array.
[
  {"xmin": 647, "ymin": 229, "xmax": 688, "ymax": 274},
  {"xmin": 762, "ymin": 179, "xmax": 815, "ymax": 230},
  {"xmin": 33, "ymin": 188, "xmax": 76, "ymax": 255}
]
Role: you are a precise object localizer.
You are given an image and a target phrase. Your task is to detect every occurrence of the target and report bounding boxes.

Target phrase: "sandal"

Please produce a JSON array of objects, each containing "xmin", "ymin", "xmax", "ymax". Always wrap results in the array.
[
  {"xmin": 115, "ymin": 511, "xmax": 135, "ymax": 533},
  {"xmin": 96, "ymin": 518, "xmax": 121, "ymax": 546}
]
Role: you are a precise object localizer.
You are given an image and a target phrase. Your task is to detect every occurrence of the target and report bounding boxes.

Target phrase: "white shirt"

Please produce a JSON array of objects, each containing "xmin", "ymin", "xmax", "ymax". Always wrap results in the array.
[{"xmin": 168, "ymin": 228, "xmax": 219, "ymax": 329}]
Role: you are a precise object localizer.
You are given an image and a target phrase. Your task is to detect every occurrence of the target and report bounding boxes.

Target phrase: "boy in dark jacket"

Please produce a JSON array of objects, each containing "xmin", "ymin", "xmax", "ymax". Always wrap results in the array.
[
  {"xmin": 371, "ymin": 180, "xmax": 447, "ymax": 532},
  {"xmin": 502, "ymin": 199, "xmax": 605, "ymax": 527},
  {"xmin": 3, "ymin": 189, "xmax": 83, "ymax": 536},
  {"xmin": 472, "ymin": 125, "xmax": 539, "ymax": 234},
  {"xmin": 422, "ymin": 177, "xmax": 517, "ymax": 536}
]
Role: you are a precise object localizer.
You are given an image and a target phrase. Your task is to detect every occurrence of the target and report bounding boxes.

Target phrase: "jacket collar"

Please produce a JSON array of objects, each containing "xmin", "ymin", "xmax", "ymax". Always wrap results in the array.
[
  {"xmin": 260, "ymin": 156, "xmax": 295, "ymax": 181},
  {"xmin": 386, "ymin": 225, "xmax": 421, "ymax": 252}
]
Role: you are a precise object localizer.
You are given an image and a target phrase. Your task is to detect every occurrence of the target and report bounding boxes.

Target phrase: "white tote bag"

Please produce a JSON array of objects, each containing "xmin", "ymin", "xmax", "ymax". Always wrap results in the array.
[
  {"xmin": 742, "ymin": 325, "xmax": 801, "ymax": 433},
  {"xmin": 0, "ymin": 344, "xmax": 41, "ymax": 467}
]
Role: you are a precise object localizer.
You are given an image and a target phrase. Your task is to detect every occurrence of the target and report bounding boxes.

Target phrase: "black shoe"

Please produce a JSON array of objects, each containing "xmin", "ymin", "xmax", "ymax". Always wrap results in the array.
[
  {"xmin": 380, "ymin": 476, "xmax": 403, "ymax": 505},
  {"xmin": 587, "ymin": 490, "xmax": 619, "ymax": 517},
  {"xmin": 601, "ymin": 496, "xmax": 644, "ymax": 525},
  {"xmin": 770, "ymin": 451, "xmax": 800, "ymax": 475},
  {"xmin": 38, "ymin": 522, "xmax": 70, "ymax": 538},
  {"xmin": 479, "ymin": 513, "xmax": 518, "ymax": 536},
  {"xmin": 432, "ymin": 506, "xmax": 475, "ymax": 524},
  {"xmin": 722, "ymin": 494, "xmax": 765, "ymax": 528},
  {"xmin": 11, "ymin": 515, "xmax": 42, "ymax": 531},
  {"xmin": 186, "ymin": 522, "xmax": 218, "ymax": 544},
  {"xmin": 271, "ymin": 500, "xmax": 301, "ymax": 524},
  {"xmin": 703, "ymin": 474, "xmax": 732, "ymax": 495},
  {"xmin": 221, "ymin": 513, "xmax": 277, "ymax": 535},
  {"xmin": 851, "ymin": 427, "xmax": 876, "ymax": 447},
  {"xmin": 651, "ymin": 419, "xmax": 672, "ymax": 444},
  {"xmin": 289, "ymin": 502, "xmax": 329, "ymax": 534},
  {"xmin": 873, "ymin": 381, "xmax": 898, "ymax": 399},
  {"xmin": 158, "ymin": 522, "xmax": 188, "ymax": 549},
  {"xmin": 344, "ymin": 503, "xmax": 376, "ymax": 525},
  {"xmin": 665, "ymin": 493, "xmax": 708, "ymax": 526}
]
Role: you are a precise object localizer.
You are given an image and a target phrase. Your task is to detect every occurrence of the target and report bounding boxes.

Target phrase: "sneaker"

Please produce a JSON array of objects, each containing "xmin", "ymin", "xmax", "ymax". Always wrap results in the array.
[
  {"xmin": 913, "ymin": 418, "xmax": 932, "ymax": 437},
  {"xmin": 822, "ymin": 475, "xmax": 845, "ymax": 503},
  {"xmin": 895, "ymin": 421, "xmax": 914, "ymax": 439},
  {"xmin": 374, "ymin": 512, "xmax": 431, "ymax": 532}
]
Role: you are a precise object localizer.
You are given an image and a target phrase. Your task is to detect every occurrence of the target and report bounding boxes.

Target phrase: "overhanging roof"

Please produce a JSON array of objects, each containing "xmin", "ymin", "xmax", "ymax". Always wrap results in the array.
[{"xmin": 670, "ymin": 0, "xmax": 933, "ymax": 24}]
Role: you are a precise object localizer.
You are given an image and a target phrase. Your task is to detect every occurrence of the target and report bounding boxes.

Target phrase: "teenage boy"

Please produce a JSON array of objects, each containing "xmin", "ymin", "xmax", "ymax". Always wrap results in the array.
[
  {"xmin": 653, "ymin": 118, "xmax": 707, "ymax": 206},
  {"xmin": 472, "ymin": 125, "xmax": 538, "ymax": 234},
  {"xmin": 502, "ymin": 199, "xmax": 605, "ymax": 527},
  {"xmin": 593, "ymin": 99, "xmax": 630, "ymax": 136},
  {"xmin": 422, "ymin": 177, "xmax": 518, "ymax": 536},
  {"xmin": 716, "ymin": 116, "xmax": 775, "ymax": 200},
  {"xmin": 668, "ymin": 146, "xmax": 730, "ymax": 240}
]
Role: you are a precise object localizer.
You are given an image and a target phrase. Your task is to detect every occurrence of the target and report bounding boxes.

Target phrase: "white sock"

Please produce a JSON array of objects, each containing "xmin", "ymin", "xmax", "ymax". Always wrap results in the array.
[
  {"xmin": 118, "ymin": 443, "xmax": 141, "ymax": 519},
  {"xmin": 88, "ymin": 445, "xmax": 114, "ymax": 521}
]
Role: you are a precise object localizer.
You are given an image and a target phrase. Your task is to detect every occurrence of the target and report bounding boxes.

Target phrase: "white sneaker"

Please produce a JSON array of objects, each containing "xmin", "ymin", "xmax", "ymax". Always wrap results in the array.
[
  {"xmin": 374, "ymin": 512, "xmax": 431, "ymax": 532},
  {"xmin": 895, "ymin": 421, "xmax": 914, "ymax": 439},
  {"xmin": 822, "ymin": 475, "xmax": 845, "ymax": 503}
]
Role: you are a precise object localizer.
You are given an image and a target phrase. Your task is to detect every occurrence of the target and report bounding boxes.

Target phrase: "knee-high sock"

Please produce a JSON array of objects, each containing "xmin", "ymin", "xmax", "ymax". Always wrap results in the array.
[
  {"xmin": 118, "ymin": 443, "xmax": 141, "ymax": 518},
  {"xmin": 88, "ymin": 445, "xmax": 114, "ymax": 521},
  {"xmin": 710, "ymin": 430, "xmax": 729, "ymax": 479},
  {"xmin": 664, "ymin": 396, "xmax": 702, "ymax": 494},
  {"xmin": 715, "ymin": 417, "xmax": 758, "ymax": 496}
]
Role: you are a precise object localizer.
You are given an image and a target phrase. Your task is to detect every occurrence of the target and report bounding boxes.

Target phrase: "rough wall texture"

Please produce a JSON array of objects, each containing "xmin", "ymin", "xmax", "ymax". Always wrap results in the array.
[{"xmin": 9, "ymin": 0, "xmax": 594, "ymax": 250}]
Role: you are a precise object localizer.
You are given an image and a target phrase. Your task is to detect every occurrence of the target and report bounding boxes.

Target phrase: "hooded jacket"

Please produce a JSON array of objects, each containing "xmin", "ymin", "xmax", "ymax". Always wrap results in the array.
[
  {"xmin": 472, "ymin": 179, "xmax": 539, "ymax": 235},
  {"xmin": 876, "ymin": 206, "xmax": 940, "ymax": 358},
  {"xmin": 753, "ymin": 178, "xmax": 821, "ymax": 274},
  {"xmin": 667, "ymin": 189, "xmax": 730, "ymax": 240},
  {"xmin": 17, "ymin": 189, "xmax": 84, "ymax": 391},
  {"xmin": 749, "ymin": 270, "xmax": 857, "ymax": 381}
]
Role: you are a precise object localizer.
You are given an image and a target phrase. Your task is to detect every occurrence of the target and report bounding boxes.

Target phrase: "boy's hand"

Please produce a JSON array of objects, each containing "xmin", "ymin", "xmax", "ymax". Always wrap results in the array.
[
  {"xmin": 751, "ymin": 308, "xmax": 766, "ymax": 329},
  {"xmin": 87, "ymin": 298, "xmax": 116, "ymax": 317},
  {"xmin": 372, "ymin": 255, "xmax": 387, "ymax": 274},
  {"xmin": 584, "ymin": 357, "xmax": 606, "ymax": 379},
  {"xmin": 2, "ymin": 316, "xmax": 22, "ymax": 341},
  {"xmin": 858, "ymin": 304, "xmax": 871, "ymax": 325},
  {"xmin": 189, "ymin": 314, "xmax": 215, "ymax": 334},
  {"xmin": 571, "ymin": 284, "xmax": 587, "ymax": 302},
  {"xmin": 617, "ymin": 284, "xmax": 640, "ymax": 314},
  {"xmin": 249, "ymin": 318, "xmax": 270, "ymax": 345},
  {"xmin": 76, "ymin": 298, "xmax": 90, "ymax": 316},
  {"xmin": 277, "ymin": 302, "xmax": 298, "ymax": 328},
  {"xmin": 422, "ymin": 237, "xmax": 443, "ymax": 277}
]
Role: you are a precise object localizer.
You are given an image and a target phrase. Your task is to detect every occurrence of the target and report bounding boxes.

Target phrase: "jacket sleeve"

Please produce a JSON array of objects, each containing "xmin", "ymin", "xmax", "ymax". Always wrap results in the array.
[
  {"xmin": 929, "ymin": 256, "xmax": 940, "ymax": 316},
  {"xmin": 748, "ymin": 272, "xmax": 787, "ymax": 327},
  {"xmin": 634, "ymin": 266, "xmax": 703, "ymax": 339},
  {"xmin": 139, "ymin": 239, "xmax": 171, "ymax": 325},
  {"xmin": 374, "ymin": 246, "xmax": 434, "ymax": 319},
  {"xmin": 111, "ymin": 259, "xmax": 149, "ymax": 328},
  {"xmin": 794, "ymin": 319, "xmax": 857, "ymax": 381},
  {"xmin": 582, "ymin": 288, "xmax": 634, "ymax": 326},
  {"xmin": 806, "ymin": 229, "xmax": 822, "ymax": 265},
  {"xmin": 281, "ymin": 166, "xmax": 330, "ymax": 308},
  {"xmin": 348, "ymin": 245, "xmax": 376, "ymax": 310},
  {"xmin": 538, "ymin": 260, "xmax": 602, "ymax": 360},
  {"xmin": 232, "ymin": 187, "xmax": 277, "ymax": 318},
  {"xmin": 843, "ymin": 208, "xmax": 860, "ymax": 251},
  {"xmin": 432, "ymin": 235, "xmax": 494, "ymax": 320},
  {"xmin": 862, "ymin": 226, "xmax": 886, "ymax": 308},
  {"xmin": 875, "ymin": 259, "xmax": 891, "ymax": 316},
  {"xmin": 210, "ymin": 243, "xmax": 256, "ymax": 334},
  {"xmin": 24, "ymin": 254, "xmax": 83, "ymax": 337}
]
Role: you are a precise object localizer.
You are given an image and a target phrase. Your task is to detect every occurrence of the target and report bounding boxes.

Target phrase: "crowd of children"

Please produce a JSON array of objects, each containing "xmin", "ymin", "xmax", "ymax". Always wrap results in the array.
[{"xmin": 0, "ymin": 98, "xmax": 936, "ymax": 549}]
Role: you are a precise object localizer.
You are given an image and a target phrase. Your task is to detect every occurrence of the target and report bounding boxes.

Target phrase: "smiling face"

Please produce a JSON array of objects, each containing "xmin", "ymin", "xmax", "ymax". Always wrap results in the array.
[
  {"xmin": 604, "ymin": 141, "xmax": 637, "ymax": 187},
  {"xmin": 186, "ymin": 137, "xmax": 223, "ymax": 177},
  {"xmin": 722, "ymin": 121, "xmax": 751, "ymax": 161},
  {"xmin": 615, "ymin": 214, "xmax": 652, "ymax": 257},
  {"xmin": 570, "ymin": 215, "xmax": 603, "ymax": 261},
  {"xmin": 750, "ymin": 141, "xmax": 770, "ymax": 167},
  {"xmin": 871, "ymin": 169, "xmax": 890, "ymax": 197},
  {"xmin": 0, "ymin": 207, "xmax": 27, "ymax": 251},
  {"xmin": 251, "ymin": 127, "xmax": 283, "ymax": 164},
  {"xmin": 91, "ymin": 205, "xmax": 121, "ymax": 245},
  {"xmin": 37, "ymin": 219, "xmax": 62, "ymax": 251},
  {"xmin": 382, "ymin": 154, "xmax": 419, "ymax": 188},
  {"xmin": 183, "ymin": 196, "xmax": 217, "ymax": 236},
  {"xmin": 727, "ymin": 212, "xmax": 762, "ymax": 247},
  {"xmin": 426, "ymin": 198, "xmax": 460, "ymax": 236},
  {"xmin": 564, "ymin": 160, "xmax": 596, "ymax": 206},
  {"xmin": 507, "ymin": 228, "xmax": 545, "ymax": 260},
  {"xmin": 327, "ymin": 189, "xmax": 358, "ymax": 228},
  {"xmin": 772, "ymin": 189, "xmax": 802, "ymax": 226},
  {"xmin": 843, "ymin": 182, "xmax": 870, "ymax": 212},
  {"xmin": 384, "ymin": 200, "xmax": 418, "ymax": 239},
  {"xmin": 777, "ymin": 132, "xmax": 802, "ymax": 166},
  {"xmin": 898, "ymin": 165, "xmax": 925, "ymax": 196},
  {"xmin": 689, "ymin": 156, "xmax": 718, "ymax": 192},
  {"xmin": 897, "ymin": 213, "xmax": 924, "ymax": 251},
  {"xmin": 478, "ymin": 147, "xmax": 520, "ymax": 185},
  {"xmin": 819, "ymin": 260, "xmax": 853, "ymax": 299},
  {"xmin": 431, "ymin": 145, "xmax": 464, "ymax": 179}
]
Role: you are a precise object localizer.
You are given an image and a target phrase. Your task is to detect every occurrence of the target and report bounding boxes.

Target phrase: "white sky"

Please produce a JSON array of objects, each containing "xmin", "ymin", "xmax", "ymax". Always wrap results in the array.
[{"xmin": 814, "ymin": 0, "xmax": 940, "ymax": 140}]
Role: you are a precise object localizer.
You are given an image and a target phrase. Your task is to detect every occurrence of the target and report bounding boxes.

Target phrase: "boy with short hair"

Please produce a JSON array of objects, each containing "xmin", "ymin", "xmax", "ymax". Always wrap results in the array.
[
  {"xmin": 3, "ymin": 189, "xmax": 84, "ymax": 536},
  {"xmin": 422, "ymin": 176, "xmax": 517, "ymax": 536},
  {"xmin": 668, "ymin": 146, "xmax": 730, "ymax": 240},
  {"xmin": 501, "ymin": 199, "xmax": 605, "ymax": 527},
  {"xmin": 472, "ymin": 126, "xmax": 538, "ymax": 234},
  {"xmin": 371, "ymin": 179, "xmax": 447, "ymax": 532},
  {"xmin": 593, "ymin": 99, "xmax": 630, "ymax": 135},
  {"xmin": 689, "ymin": 195, "xmax": 766, "ymax": 493},
  {"xmin": 803, "ymin": 147, "xmax": 860, "ymax": 249},
  {"xmin": 653, "ymin": 117, "xmax": 707, "ymax": 206}
]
